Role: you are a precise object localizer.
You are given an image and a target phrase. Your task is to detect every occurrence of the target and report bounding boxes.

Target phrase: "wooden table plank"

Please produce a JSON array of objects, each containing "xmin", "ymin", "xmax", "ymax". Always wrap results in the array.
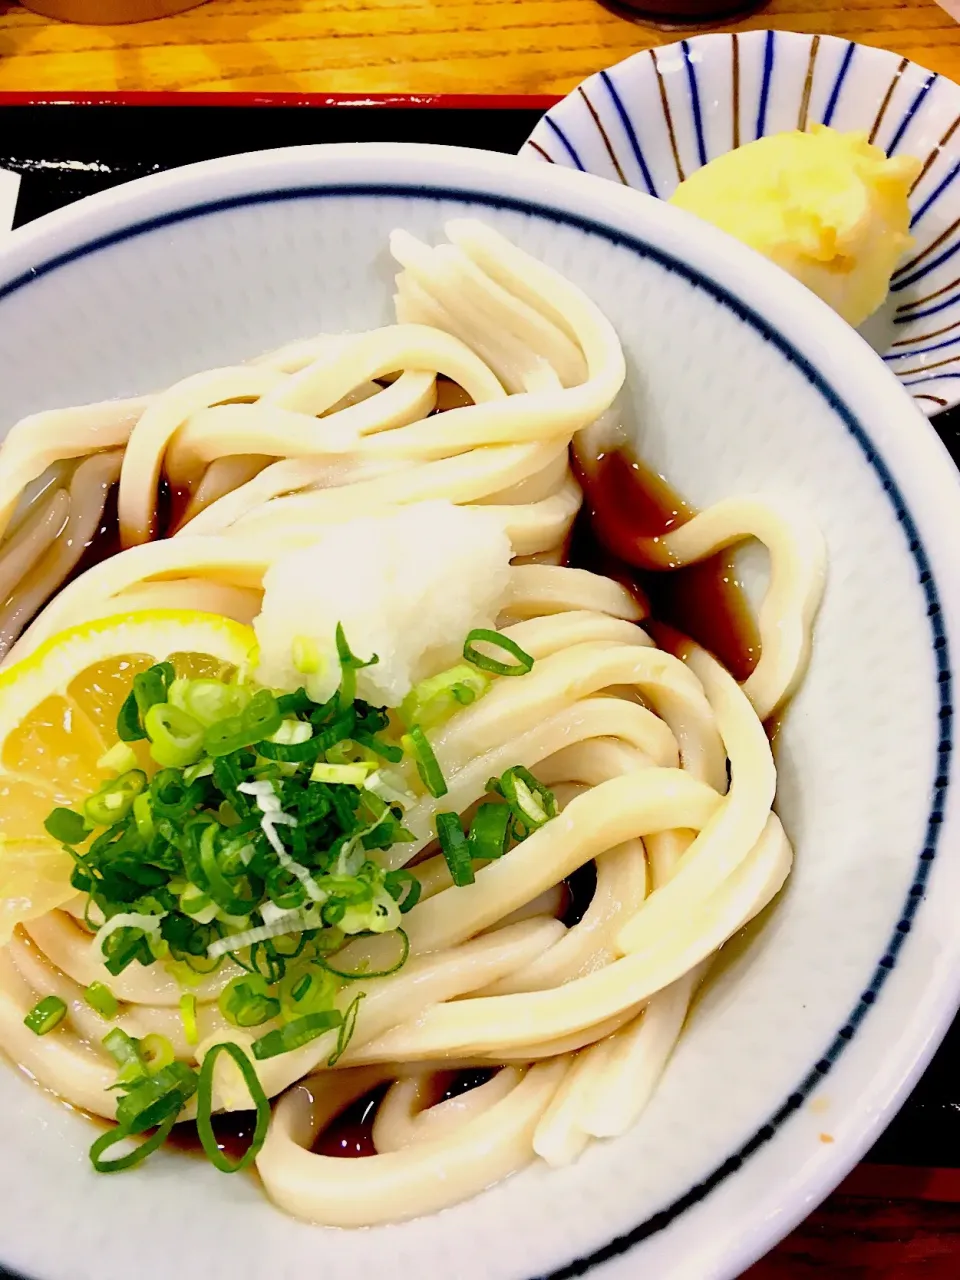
[
  {"xmin": 0, "ymin": 0, "xmax": 957, "ymax": 95},
  {"xmin": 745, "ymin": 1191, "xmax": 960, "ymax": 1277}
]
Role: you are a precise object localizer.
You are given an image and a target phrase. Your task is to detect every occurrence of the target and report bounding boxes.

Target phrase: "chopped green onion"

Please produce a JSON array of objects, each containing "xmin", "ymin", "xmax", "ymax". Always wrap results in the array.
[
  {"xmin": 132, "ymin": 792, "xmax": 154, "ymax": 840},
  {"xmin": 194, "ymin": 822, "xmax": 257, "ymax": 917},
  {"xmin": 264, "ymin": 865, "xmax": 308, "ymax": 912},
  {"xmin": 252, "ymin": 1009, "xmax": 343, "ymax": 1060},
  {"xmin": 488, "ymin": 766, "xmax": 557, "ymax": 836},
  {"xmin": 83, "ymin": 770, "xmax": 147, "ymax": 827},
  {"xmin": 468, "ymin": 802, "xmax": 512, "ymax": 861},
  {"xmin": 114, "ymin": 1060, "xmax": 197, "ymax": 1132},
  {"xmin": 398, "ymin": 663, "xmax": 490, "ymax": 730},
  {"xmin": 82, "ymin": 896, "xmax": 105, "ymax": 931},
  {"xmin": 276, "ymin": 688, "xmax": 313, "ymax": 716},
  {"xmin": 383, "ymin": 868, "xmax": 421, "ymax": 914},
  {"xmin": 23, "ymin": 995, "xmax": 66, "ymax": 1036},
  {"xmin": 268, "ymin": 719, "xmax": 314, "ymax": 747},
  {"xmin": 270, "ymin": 929, "xmax": 314, "ymax": 959},
  {"xmin": 43, "ymin": 807, "xmax": 89, "ymax": 845},
  {"xmin": 435, "ymin": 812, "xmax": 474, "ymax": 886},
  {"xmin": 311, "ymin": 710, "xmax": 360, "ymax": 755},
  {"xmin": 241, "ymin": 687, "xmax": 284, "ymax": 740},
  {"xmin": 403, "ymin": 725, "xmax": 447, "ymax": 798},
  {"xmin": 89, "ymin": 1111, "xmax": 178, "ymax": 1173},
  {"xmin": 207, "ymin": 905, "xmax": 322, "ymax": 961},
  {"xmin": 139, "ymin": 1033, "xmax": 175, "ymax": 1075},
  {"xmin": 257, "ymin": 734, "xmax": 324, "ymax": 764},
  {"xmin": 309, "ymin": 762, "xmax": 374, "ymax": 786},
  {"xmin": 144, "ymin": 703, "xmax": 205, "ymax": 768},
  {"xmin": 328, "ymin": 993, "xmax": 365, "ymax": 1067},
  {"xmin": 99, "ymin": 923, "xmax": 157, "ymax": 976},
  {"xmin": 135, "ymin": 662, "xmax": 176, "ymax": 718},
  {"xmin": 349, "ymin": 882, "xmax": 400, "ymax": 934},
  {"xmin": 179, "ymin": 882, "xmax": 217, "ymax": 924},
  {"xmin": 515, "ymin": 777, "xmax": 547, "ymax": 824},
  {"xmin": 196, "ymin": 1042, "xmax": 270, "ymax": 1172},
  {"xmin": 84, "ymin": 982, "xmax": 118, "ymax": 1019},
  {"xmin": 116, "ymin": 692, "xmax": 146, "ymax": 743},
  {"xmin": 324, "ymin": 739, "xmax": 362, "ymax": 765},
  {"xmin": 463, "ymin": 629, "xmax": 534, "ymax": 677},
  {"xmin": 219, "ymin": 974, "xmax": 281, "ymax": 1028},
  {"xmin": 149, "ymin": 768, "xmax": 201, "ymax": 820},
  {"xmin": 217, "ymin": 800, "xmax": 240, "ymax": 827},
  {"xmin": 96, "ymin": 742, "xmax": 139, "ymax": 774},
  {"xmin": 39, "ymin": 659, "xmax": 429, "ymax": 1143},
  {"xmin": 353, "ymin": 731, "xmax": 404, "ymax": 763},
  {"xmin": 117, "ymin": 662, "xmax": 175, "ymax": 742},
  {"xmin": 180, "ymin": 993, "xmax": 198, "ymax": 1046},
  {"xmin": 279, "ymin": 966, "xmax": 338, "ymax": 1021},
  {"xmin": 291, "ymin": 976, "xmax": 313, "ymax": 1005},
  {"xmin": 363, "ymin": 769, "xmax": 414, "ymax": 811},
  {"xmin": 183, "ymin": 759, "xmax": 214, "ymax": 785},
  {"xmin": 173, "ymin": 678, "xmax": 247, "ymax": 728},
  {"xmin": 102, "ymin": 1027, "xmax": 146, "ymax": 1085},
  {"xmin": 204, "ymin": 688, "xmax": 281, "ymax": 757},
  {"xmin": 175, "ymin": 952, "xmax": 222, "ymax": 978},
  {"xmin": 335, "ymin": 623, "xmax": 378, "ymax": 707},
  {"xmin": 318, "ymin": 928, "xmax": 410, "ymax": 980}
]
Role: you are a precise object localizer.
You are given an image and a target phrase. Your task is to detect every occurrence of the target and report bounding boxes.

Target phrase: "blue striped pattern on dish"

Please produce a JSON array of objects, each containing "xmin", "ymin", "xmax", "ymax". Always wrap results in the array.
[{"xmin": 522, "ymin": 31, "xmax": 960, "ymax": 417}]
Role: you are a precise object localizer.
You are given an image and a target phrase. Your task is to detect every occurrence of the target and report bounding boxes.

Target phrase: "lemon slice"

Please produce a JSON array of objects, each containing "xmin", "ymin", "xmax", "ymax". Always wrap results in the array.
[{"xmin": 0, "ymin": 609, "xmax": 257, "ymax": 943}]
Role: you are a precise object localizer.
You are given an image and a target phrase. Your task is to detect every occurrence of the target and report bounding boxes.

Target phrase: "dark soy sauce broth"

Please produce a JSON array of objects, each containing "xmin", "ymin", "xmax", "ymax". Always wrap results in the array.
[
  {"xmin": 310, "ymin": 1069, "xmax": 499, "ymax": 1159},
  {"xmin": 562, "ymin": 860, "xmax": 598, "ymax": 927},
  {"xmin": 312, "ymin": 1085, "xmax": 389, "ymax": 1158},
  {"xmin": 168, "ymin": 1112, "xmax": 262, "ymax": 1165},
  {"xmin": 56, "ymin": 479, "xmax": 181, "ymax": 603},
  {"xmin": 569, "ymin": 448, "xmax": 760, "ymax": 685},
  {"xmin": 54, "ymin": 478, "xmax": 182, "ymax": 603},
  {"xmin": 437, "ymin": 1067, "xmax": 498, "ymax": 1100},
  {"xmin": 61, "ymin": 483, "xmax": 122, "ymax": 591}
]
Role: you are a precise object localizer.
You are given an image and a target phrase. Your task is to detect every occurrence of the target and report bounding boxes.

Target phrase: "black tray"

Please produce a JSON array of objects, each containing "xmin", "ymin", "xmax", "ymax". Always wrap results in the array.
[{"xmin": 1, "ymin": 96, "xmax": 958, "ymax": 1176}]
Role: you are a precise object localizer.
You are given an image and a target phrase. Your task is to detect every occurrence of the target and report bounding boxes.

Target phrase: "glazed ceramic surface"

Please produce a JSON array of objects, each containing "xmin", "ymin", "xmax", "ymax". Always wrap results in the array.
[{"xmin": 0, "ymin": 143, "xmax": 958, "ymax": 1280}]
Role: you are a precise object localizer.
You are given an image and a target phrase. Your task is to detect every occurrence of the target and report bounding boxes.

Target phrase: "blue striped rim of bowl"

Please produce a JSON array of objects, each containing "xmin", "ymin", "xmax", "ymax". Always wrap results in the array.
[{"xmin": 522, "ymin": 31, "xmax": 960, "ymax": 417}]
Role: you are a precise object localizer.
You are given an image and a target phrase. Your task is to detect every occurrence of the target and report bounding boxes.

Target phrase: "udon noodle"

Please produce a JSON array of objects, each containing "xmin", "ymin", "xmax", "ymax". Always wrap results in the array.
[{"xmin": 0, "ymin": 220, "xmax": 825, "ymax": 1225}]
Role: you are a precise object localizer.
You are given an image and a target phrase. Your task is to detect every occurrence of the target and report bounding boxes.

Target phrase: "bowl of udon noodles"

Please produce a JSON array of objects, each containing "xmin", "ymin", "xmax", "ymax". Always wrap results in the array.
[{"xmin": 0, "ymin": 141, "xmax": 957, "ymax": 1280}]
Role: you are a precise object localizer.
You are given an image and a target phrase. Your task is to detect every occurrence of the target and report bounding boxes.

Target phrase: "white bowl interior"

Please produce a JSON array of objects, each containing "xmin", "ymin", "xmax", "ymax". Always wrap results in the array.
[{"xmin": 0, "ymin": 147, "xmax": 957, "ymax": 1280}]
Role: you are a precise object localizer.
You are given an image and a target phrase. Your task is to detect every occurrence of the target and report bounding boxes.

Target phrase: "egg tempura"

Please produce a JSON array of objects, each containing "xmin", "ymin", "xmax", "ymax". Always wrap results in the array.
[{"xmin": 669, "ymin": 124, "xmax": 922, "ymax": 328}]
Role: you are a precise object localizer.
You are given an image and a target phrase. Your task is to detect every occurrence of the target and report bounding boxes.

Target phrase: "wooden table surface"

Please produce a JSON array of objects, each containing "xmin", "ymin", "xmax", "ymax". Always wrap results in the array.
[{"xmin": 0, "ymin": 0, "xmax": 956, "ymax": 95}]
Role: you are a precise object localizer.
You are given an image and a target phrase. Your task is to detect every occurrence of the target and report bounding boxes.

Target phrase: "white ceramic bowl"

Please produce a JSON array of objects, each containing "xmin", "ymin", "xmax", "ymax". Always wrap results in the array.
[
  {"xmin": 1, "ymin": 143, "xmax": 959, "ymax": 1280},
  {"xmin": 522, "ymin": 31, "xmax": 960, "ymax": 418}
]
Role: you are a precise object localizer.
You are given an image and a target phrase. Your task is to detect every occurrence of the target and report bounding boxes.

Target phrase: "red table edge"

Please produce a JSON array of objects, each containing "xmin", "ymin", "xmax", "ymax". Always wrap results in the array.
[
  {"xmin": 840, "ymin": 1163, "xmax": 960, "ymax": 1203},
  {"xmin": 0, "ymin": 91, "xmax": 562, "ymax": 108}
]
